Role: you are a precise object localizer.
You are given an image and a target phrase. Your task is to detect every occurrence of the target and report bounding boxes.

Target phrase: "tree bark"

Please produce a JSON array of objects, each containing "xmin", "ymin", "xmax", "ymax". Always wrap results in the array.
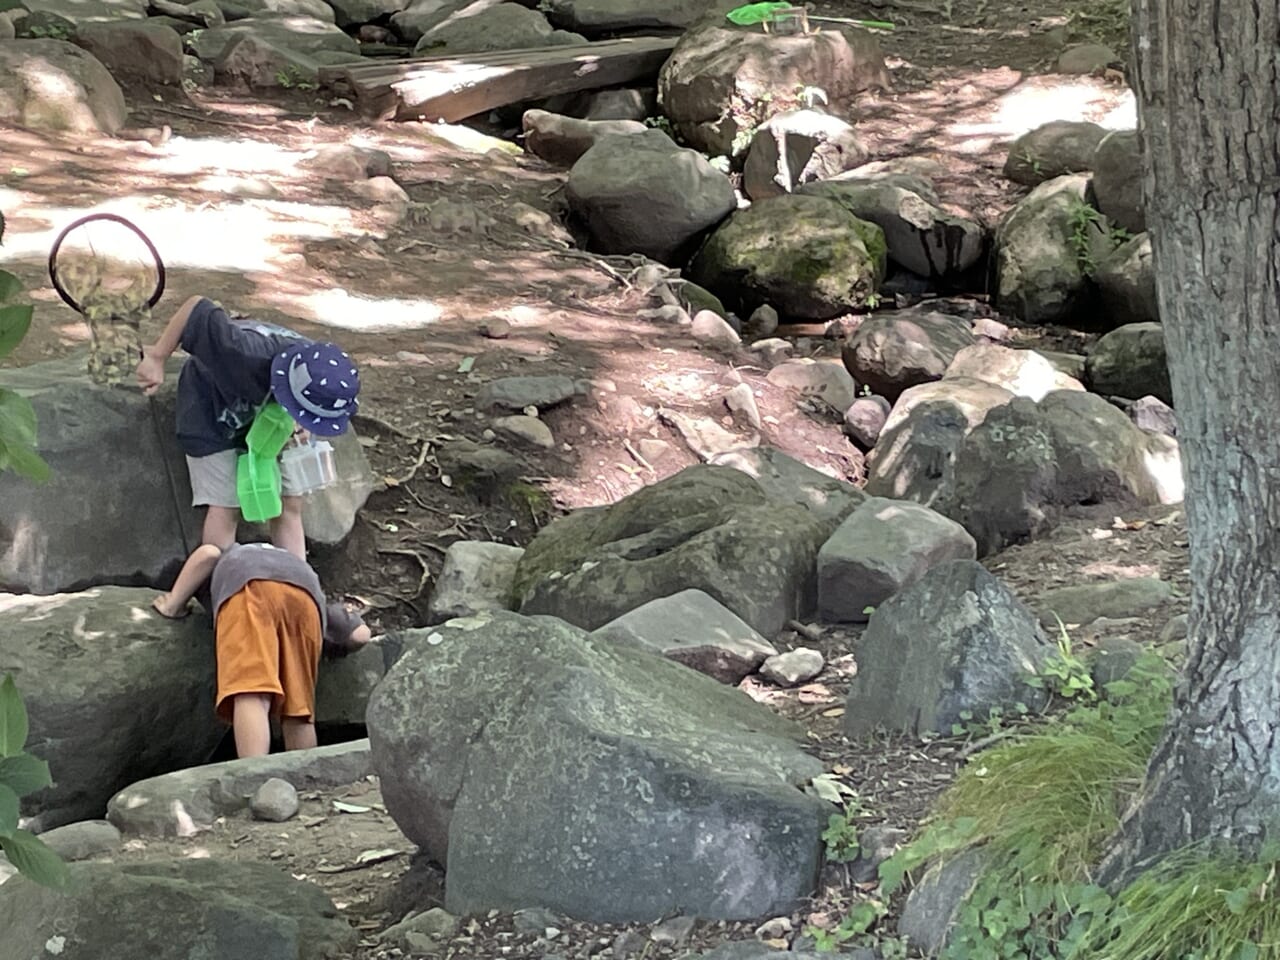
[{"xmin": 1099, "ymin": 0, "xmax": 1280, "ymax": 888}]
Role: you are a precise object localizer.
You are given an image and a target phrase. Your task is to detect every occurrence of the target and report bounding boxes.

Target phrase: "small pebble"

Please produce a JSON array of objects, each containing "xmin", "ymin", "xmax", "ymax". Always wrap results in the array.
[
  {"xmin": 481, "ymin": 318, "xmax": 511, "ymax": 339},
  {"xmin": 761, "ymin": 647, "xmax": 825, "ymax": 687},
  {"xmin": 249, "ymin": 778, "xmax": 299, "ymax": 822}
]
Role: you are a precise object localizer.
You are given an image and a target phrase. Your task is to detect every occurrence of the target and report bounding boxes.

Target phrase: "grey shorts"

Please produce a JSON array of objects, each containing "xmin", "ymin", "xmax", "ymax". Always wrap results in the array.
[{"xmin": 186, "ymin": 450, "xmax": 309, "ymax": 509}]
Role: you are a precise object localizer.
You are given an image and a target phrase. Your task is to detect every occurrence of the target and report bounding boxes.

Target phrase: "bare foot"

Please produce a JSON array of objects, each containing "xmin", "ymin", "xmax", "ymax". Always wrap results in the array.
[{"xmin": 151, "ymin": 594, "xmax": 190, "ymax": 620}]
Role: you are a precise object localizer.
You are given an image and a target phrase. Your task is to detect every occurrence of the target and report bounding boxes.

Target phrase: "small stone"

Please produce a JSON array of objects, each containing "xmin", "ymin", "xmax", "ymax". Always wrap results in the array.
[
  {"xmin": 767, "ymin": 358, "xmax": 858, "ymax": 414},
  {"xmin": 249, "ymin": 778, "xmax": 299, "ymax": 822},
  {"xmin": 1160, "ymin": 612, "xmax": 1189, "ymax": 646},
  {"xmin": 723, "ymin": 383, "xmax": 762, "ymax": 430},
  {"xmin": 637, "ymin": 304, "xmax": 691, "ymax": 324},
  {"xmin": 1129, "ymin": 394, "xmax": 1177, "ymax": 436},
  {"xmin": 481, "ymin": 318, "xmax": 511, "ymax": 339},
  {"xmin": 691, "ymin": 309, "xmax": 742, "ymax": 349},
  {"xmin": 514, "ymin": 906, "xmax": 560, "ymax": 934},
  {"xmin": 745, "ymin": 304, "xmax": 779, "ymax": 340},
  {"xmin": 760, "ymin": 648, "xmax": 825, "ymax": 687},
  {"xmin": 492, "ymin": 415, "xmax": 555, "ymax": 448},
  {"xmin": 612, "ymin": 929, "xmax": 648, "ymax": 957},
  {"xmin": 381, "ymin": 907, "xmax": 460, "ymax": 946},
  {"xmin": 649, "ymin": 916, "xmax": 697, "ymax": 944},
  {"xmin": 636, "ymin": 439, "xmax": 671, "ymax": 465},
  {"xmin": 754, "ymin": 916, "xmax": 793, "ymax": 940},
  {"xmin": 749, "ymin": 337, "xmax": 794, "ymax": 367},
  {"xmin": 843, "ymin": 395, "xmax": 891, "ymax": 449},
  {"xmin": 37, "ymin": 820, "xmax": 122, "ymax": 861},
  {"xmin": 971, "ymin": 316, "xmax": 1011, "ymax": 341},
  {"xmin": 850, "ymin": 823, "xmax": 907, "ymax": 883},
  {"xmin": 1057, "ymin": 42, "xmax": 1119, "ymax": 75},
  {"xmin": 475, "ymin": 375, "xmax": 578, "ymax": 412}
]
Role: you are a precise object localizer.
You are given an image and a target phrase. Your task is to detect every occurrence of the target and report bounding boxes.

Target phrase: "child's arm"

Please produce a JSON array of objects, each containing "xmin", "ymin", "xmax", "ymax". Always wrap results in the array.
[
  {"xmin": 153, "ymin": 543, "xmax": 223, "ymax": 619},
  {"xmin": 135, "ymin": 295, "xmax": 206, "ymax": 395}
]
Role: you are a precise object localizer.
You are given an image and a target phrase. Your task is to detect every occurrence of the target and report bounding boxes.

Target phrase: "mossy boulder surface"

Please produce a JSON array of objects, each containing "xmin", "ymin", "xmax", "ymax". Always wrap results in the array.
[{"xmin": 689, "ymin": 194, "xmax": 885, "ymax": 320}]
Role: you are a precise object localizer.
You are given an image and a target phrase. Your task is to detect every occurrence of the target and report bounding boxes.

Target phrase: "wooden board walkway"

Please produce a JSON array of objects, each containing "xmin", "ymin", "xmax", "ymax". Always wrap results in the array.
[{"xmin": 317, "ymin": 36, "xmax": 679, "ymax": 122}]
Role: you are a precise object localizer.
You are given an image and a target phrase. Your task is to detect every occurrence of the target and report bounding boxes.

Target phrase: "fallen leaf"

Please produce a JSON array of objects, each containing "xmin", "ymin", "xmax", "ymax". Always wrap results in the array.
[
  {"xmin": 332, "ymin": 800, "xmax": 371, "ymax": 814},
  {"xmin": 821, "ymin": 707, "xmax": 845, "ymax": 718},
  {"xmin": 457, "ymin": 356, "xmax": 475, "ymax": 374},
  {"xmin": 355, "ymin": 847, "xmax": 402, "ymax": 865}
]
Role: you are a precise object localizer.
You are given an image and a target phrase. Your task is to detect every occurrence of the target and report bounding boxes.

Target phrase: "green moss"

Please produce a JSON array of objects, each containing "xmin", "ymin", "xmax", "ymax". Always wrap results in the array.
[
  {"xmin": 504, "ymin": 481, "xmax": 553, "ymax": 526},
  {"xmin": 678, "ymin": 280, "xmax": 728, "ymax": 319},
  {"xmin": 848, "ymin": 217, "xmax": 887, "ymax": 285}
]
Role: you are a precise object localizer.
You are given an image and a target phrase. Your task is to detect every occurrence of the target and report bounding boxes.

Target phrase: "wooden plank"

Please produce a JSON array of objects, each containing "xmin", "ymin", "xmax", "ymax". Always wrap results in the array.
[{"xmin": 318, "ymin": 37, "xmax": 677, "ymax": 123}]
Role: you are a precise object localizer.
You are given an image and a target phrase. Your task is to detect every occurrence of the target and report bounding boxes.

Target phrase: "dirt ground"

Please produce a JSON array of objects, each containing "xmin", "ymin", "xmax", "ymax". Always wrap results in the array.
[{"xmin": 0, "ymin": 0, "xmax": 1170, "ymax": 955}]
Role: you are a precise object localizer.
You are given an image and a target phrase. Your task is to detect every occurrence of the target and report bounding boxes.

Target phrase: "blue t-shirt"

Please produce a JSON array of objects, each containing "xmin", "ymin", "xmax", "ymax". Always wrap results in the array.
[{"xmin": 175, "ymin": 298, "xmax": 310, "ymax": 457}]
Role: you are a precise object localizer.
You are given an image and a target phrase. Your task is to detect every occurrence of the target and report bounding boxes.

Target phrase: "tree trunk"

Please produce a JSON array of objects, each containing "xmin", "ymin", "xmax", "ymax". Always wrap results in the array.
[{"xmin": 1099, "ymin": 0, "xmax": 1280, "ymax": 888}]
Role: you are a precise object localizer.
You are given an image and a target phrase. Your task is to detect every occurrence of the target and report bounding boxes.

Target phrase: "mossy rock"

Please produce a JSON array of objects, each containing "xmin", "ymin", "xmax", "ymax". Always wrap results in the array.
[
  {"xmin": 688, "ymin": 194, "xmax": 884, "ymax": 320},
  {"xmin": 678, "ymin": 279, "xmax": 728, "ymax": 318}
]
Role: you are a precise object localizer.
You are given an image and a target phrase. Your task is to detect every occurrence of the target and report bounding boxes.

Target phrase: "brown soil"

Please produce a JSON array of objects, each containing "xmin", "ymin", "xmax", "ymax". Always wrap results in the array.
[{"xmin": 0, "ymin": 0, "xmax": 1168, "ymax": 955}]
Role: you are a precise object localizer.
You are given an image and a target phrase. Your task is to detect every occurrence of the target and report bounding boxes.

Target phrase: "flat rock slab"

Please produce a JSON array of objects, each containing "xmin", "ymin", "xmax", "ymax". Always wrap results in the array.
[
  {"xmin": 0, "ymin": 859, "xmax": 357, "ymax": 960},
  {"xmin": 1036, "ymin": 578, "xmax": 1175, "ymax": 628},
  {"xmin": 107, "ymin": 740, "xmax": 372, "ymax": 837}
]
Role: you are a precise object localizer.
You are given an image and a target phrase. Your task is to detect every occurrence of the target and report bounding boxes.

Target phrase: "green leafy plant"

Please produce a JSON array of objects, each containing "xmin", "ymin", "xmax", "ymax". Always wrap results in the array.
[
  {"xmin": 822, "ymin": 800, "xmax": 868, "ymax": 863},
  {"xmin": 26, "ymin": 22, "xmax": 73, "ymax": 39},
  {"xmin": 1067, "ymin": 197, "xmax": 1131, "ymax": 278},
  {"xmin": 808, "ymin": 899, "xmax": 886, "ymax": 952},
  {"xmin": 0, "ymin": 675, "xmax": 68, "ymax": 888},
  {"xmin": 274, "ymin": 65, "xmax": 317, "ymax": 91},
  {"xmin": 1026, "ymin": 618, "xmax": 1096, "ymax": 701},
  {"xmin": 0, "ymin": 213, "xmax": 50, "ymax": 484}
]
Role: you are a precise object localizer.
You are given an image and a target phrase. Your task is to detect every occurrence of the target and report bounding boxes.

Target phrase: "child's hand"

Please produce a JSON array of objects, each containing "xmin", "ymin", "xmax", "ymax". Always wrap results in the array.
[{"xmin": 136, "ymin": 351, "xmax": 165, "ymax": 395}]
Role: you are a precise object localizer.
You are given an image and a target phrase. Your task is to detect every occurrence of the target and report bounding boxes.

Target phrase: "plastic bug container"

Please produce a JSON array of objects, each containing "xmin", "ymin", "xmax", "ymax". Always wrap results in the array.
[
  {"xmin": 280, "ymin": 439, "xmax": 337, "ymax": 495},
  {"xmin": 237, "ymin": 451, "xmax": 283, "ymax": 522},
  {"xmin": 246, "ymin": 402, "xmax": 295, "ymax": 457}
]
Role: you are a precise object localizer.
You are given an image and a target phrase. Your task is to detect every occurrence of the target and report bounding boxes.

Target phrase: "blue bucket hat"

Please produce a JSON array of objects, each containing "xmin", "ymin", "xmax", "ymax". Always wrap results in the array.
[{"xmin": 270, "ymin": 342, "xmax": 360, "ymax": 435}]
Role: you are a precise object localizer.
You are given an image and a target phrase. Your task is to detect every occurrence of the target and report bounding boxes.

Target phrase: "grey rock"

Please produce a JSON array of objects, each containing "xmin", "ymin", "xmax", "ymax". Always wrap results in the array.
[
  {"xmin": 844, "ymin": 561, "xmax": 1053, "ymax": 737},
  {"xmin": 613, "ymin": 929, "xmax": 649, "ymax": 957},
  {"xmin": 1130, "ymin": 395, "xmax": 1178, "ymax": 436},
  {"xmin": 542, "ymin": 0, "xmax": 712, "ymax": 33},
  {"xmin": 513, "ymin": 906, "xmax": 561, "ymax": 934},
  {"xmin": 760, "ymin": 647, "xmax": 824, "ymax": 687},
  {"xmin": 691, "ymin": 309, "xmax": 742, "ymax": 349},
  {"xmin": 36, "ymin": 820, "xmax": 121, "ymax": 861},
  {"xmin": 1037, "ymin": 578, "xmax": 1175, "ymax": 628},
  {"xmin": 843, "ymin": 395, "xmax": 891, "ymax": 449},
  {"xmin": 1057, "ymin": 42, "xmax": 1118, "ymax": 73},
  {"xmin": 1092, "ymin": 129, "xmax": 1144, "ymax": 233},
  {"xmin": 522, "ymin": 109, "xmax": 648, "ymax": 167},
  {"xmin": 214, "ymin": 32, "xmax": 321, "ymax": 87},
  {"xmin": 579, "ymin": 87, "xmax": 656, "ymax": 121},
  {"xmin": 107, "ymin": 741, "xmax": 372, "ymax": 837},
  {"xmin": 492, "ymin": 414, "xmax": 555, "ymax": 449},
  {"xmin": 326, "ymin": 0, "xmax": 409, "ymax": 28},
  {"xmin": 745, "ymin": 304, "xmax": 779, "ymax": 340},
  {"xmin": 591, "ymin": 589, "xmax": 778, "ymax": 683},
  {"xmin": 850, "ymin": 823, "xmax": 906, "ymax": 883},
  {"xmin": 427, "ymin": 540, "xmax": 524, "ymax": 623},
  {"xmin": 817, "ymin": 497, "xmax": 977, "ymax": 623},
  {"xmin": 842, "ymin": 307, "xmax": 976, "ymax": 402},
  {"xmin": 1159, "ymin": 612, "xmax": 1189, "ymax": 646},
  {"xmin": 74, "ymin": 20, "xmax": 184, "ymax": 84},
  {"xmin": 690, "ymin": 194, "xmax": 885, "ymax": 320},
  {"xmin": 1089, "ymin": 635, "xmax": 1146, "ymax": 691},
  {"xmin": 1085, "ymin": 321, "xmax": 1170, "ymax": 404},
  {"xmin": 1039, "ymin": 350, "xmax": 1087, "ymax": 382},
  {"xmin": 367, "ymin": 611, "xmax": 827, "ymax": 922},
  {"xmin": 658, "ymin": 21, "xmax": 888, "ymax": 157},
  {"xmin": 650, "ymin": 914, "xmax": 698, "ymax": 944},
  {"xmin": 514, "ymin": 465, "xmax": 827, "ymax": 636},
  {"xmin": 414, "ymin": 3, "xmax": 583, "ymax": 55},
  {"xmin": 723, "ymin": 382, "xmax": 762, "ymax": 430},
  {"xmin": 993, "ymin": 174, "xmax": 1104, "ymax": 325},
  {"xmin": 302, "ymin": 143, "xmax": 393, "ymax": 179},
  {"xmin": 1003, "ymin": 120, "xmax": 1107, "ymax": 185},
  {"xmin": 389, "ymin": 0, "xmax": 469, "ymax": 41},
  {"xmin": 314, "ymin": 640, "xmax": 387, "ymax": 728},
  {"xmin": 1, "ymin": 588, "xmax": 221, "ymax": 830},
  {"xmin": 742, "ymin": 109, "xmax": 867, "ymax": 201},
  {"xmin": 944, "ymin": 343, "xmax": 1082, "ymax": 400},
  {"xmin": 381, "ymin": 907, "xmax": 461, "ymax": 947},
  {"xmin": 567, "ymin": 129, "xmax": 735, "ymax": 265},
  {"xmin": 898, "ymin": 848, "xmax": 989, "ymax": 956},
  {"xmin": 0, "ymin": 860, "xmax": 357, "ymax": 959},
  {"xmin": 750, "ymin": 337, "xmax": 794, "ymax": 367},
  {"xmin": 0, "ymin": 38, "xmax": 126, "ymax": 134},
  {"xmin": 249, "ymin": 777, "xmax": 299, "ymax": 822},
  {"xmin": 189, "ymin": 16, "xmax": 357, "ymax": 61},
  {"xmin": 767, "ymin": 358, "xmax": 860, "ymax": 414},
  {"xmin": 1096, "ymin": 232, "xmax": 1158, "ymax": 326},
  {"xmin": 800, "ymin": 176, "xmax": 985, "ymax": 279},
  {"xmin": 706, "ymin": 445, "xmax": 865, "ymax": 534},
  {"xmin": 0, "ymin": 353, "xmax": 372, "ymax": 594},
  {"xmin": 937, "ymin": 390, "xmax": 1183, "ymax": 555},
  {"xmin": 864, "ymin": 377, "xmax": 1014, "ymax": 506},
  {"xmin": 476, "ymin": 374, "xmax": 579, "ymax": 412}
]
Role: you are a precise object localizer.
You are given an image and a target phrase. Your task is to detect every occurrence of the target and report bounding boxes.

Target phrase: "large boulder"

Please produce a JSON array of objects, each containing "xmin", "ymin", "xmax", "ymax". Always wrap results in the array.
[
  {"xmin": 844, "ymin": 561, "xmax": 1053, "ymax": 737},
  {"xmin": 817, "ymin": 497, "xmax": 976, "ymax": 623},
  {"xmin": 742, "ymin": 109, "xmax": 867, "ymax": 201},
  {"xmin": 566, "ymin": 129, "xmax": 735, "ymax": 265},
  {"xmin": 366, "ymin": 611, "xmax": 828, "ymax": 922},
  {"xmin": 944, "ymin": 343, "xmax": 1082, "ymax": 401},
  {"xmin": 1002, "ymin": 120, "xmax": 1107, "ymax": 186},
  {"xmin": 841, "ymin": 307, "xmax": 976, "ymax": 402},
  {"xmin": 800, "ymin": 176, "xmax": 985, "ymax": 279},
  {"xmin": 1084, "ymin": 321, "xmax": 1170, "ymax": 404},
  {"xmin": 327, "ymin": 0, "xmax": 410, "ymax": 27},
  {"xmin": 189, "ymin": 16, "xmax": 358, "ymax": 60},
  {"xmin": 426, "ymin": 540, "xmax": 523, "ymax": 623},
  {"xmin": 413, "ymin": 3, "xmax": 583, "ymax": 54},
  {"xmin": 658, "ymin": 21, "xmax": 888, "ymax": 157},
  {"xmin": 542, "ymin": 0, "xmax": 713, "ymax": 33},
  {"xmin": 863, "ymin": 377, "xmax": 1014, "ymax": 505},
  {"xmin": 706, "ymin": 444, "xmax": 864, "ymax": 532},
  {"xmin": 213, "ymin": 33, "xmax": 323, "ymax": 87},
  {"xmin": 1091, "ymin": 129, "xmax": 1144, "ymax": 233},
  {"xmin": 1095, "ymin": 232, "xmax": 1159, "ymax": 325},
  {"xmin": 0, "ymin": 860, "xmax": 358, "ymax": 959},
  {"xmin": 937, "ymin": 389, "xmax": 1183, "ymax": 555},
  {"xmin": 0, "ymin": 39, "xmax": 126, "ymax": 134},
  {"xmin": 73, "ymin": 20, "xmax": 184, "ymax": 84},
  {"xmin": 689, "ymin": 194, "xmax": 885, "ymax": 320},
  {"xmin": 0, "ymin": 588, "xmax": 221, "ymax": 830},
  {"xmin": 0, "ymin": 354, "xmax": 376, "ymax": 595},
  {"xmin": 513, "ymin": 464, "xmax": 827, "ymax": 636},
  {"xmin": 993, "ymin": 174, "xmax": 1106, "ymax": 326}
]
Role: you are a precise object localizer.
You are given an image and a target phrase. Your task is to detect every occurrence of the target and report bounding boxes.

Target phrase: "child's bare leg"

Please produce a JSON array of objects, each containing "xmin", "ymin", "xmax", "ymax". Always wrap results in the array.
[
  {"xmin": 270, "ymin": 496, "xmax": 305, "ymax": 560},
  {"xmin": 232, "ymin": 694, "xmax": 273, "ymax": 758},
  {"xmin": 153, "ymin": 544, "xmax": 222, "ymax": 619},
  {"xmin": 281, "ymin": 717, "xmax": 317, "ymax": 751},
  {"xmin": 202, "ymin": 505, "xmax": 239, "ymax": 549}
]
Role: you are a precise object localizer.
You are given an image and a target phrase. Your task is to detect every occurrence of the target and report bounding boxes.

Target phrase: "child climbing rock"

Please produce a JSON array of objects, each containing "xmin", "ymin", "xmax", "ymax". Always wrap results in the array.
[
  {"xmin": 153, "ymin": 542, "xmax": 371, "ymax": 758},
  {"xmin": 134, "ymin": 295, "xmax": 360, "ymax": 559}
]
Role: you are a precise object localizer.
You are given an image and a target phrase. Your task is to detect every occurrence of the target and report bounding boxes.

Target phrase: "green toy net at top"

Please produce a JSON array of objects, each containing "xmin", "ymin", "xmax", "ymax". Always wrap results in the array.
[{"xmin": 725, "ymin": 1, "xmax": 894, "ymax": 30}]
